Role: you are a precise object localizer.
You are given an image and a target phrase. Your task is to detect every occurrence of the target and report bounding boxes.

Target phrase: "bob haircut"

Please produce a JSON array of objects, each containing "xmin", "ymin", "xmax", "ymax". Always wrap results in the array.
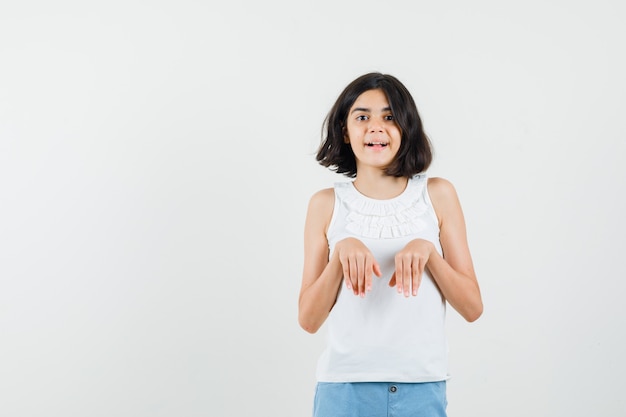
[{"xmin": 316, "ymin": 72, "xmax": 432, "ymax": 178}]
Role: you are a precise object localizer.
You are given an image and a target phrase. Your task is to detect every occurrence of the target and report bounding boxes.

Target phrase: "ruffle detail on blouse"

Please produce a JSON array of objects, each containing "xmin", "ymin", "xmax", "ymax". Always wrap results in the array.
[{"xmin": 336, "ymin": 176, "xmax": 431, "ymax": 239}]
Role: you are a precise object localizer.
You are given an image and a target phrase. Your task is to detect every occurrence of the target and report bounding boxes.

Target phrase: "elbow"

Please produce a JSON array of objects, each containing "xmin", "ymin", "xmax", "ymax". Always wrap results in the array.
[
  {"xmin": 298, "ymin": 311, "xmax": 322, "ymax": 334},
  {"xmin": 300, "ymin": 324, "xmax": 320, "ymax": 334},
  {"xmin": 465, "ymin": 311, "xmax": 482, "ymax": 323},
  {"xmin": 463, "ymin": 303, "xmax": 483, "ymax": 323}
]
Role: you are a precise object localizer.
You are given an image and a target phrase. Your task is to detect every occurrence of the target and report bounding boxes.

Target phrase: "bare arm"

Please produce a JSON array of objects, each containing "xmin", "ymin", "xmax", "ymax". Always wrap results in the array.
[
  {"xmin": 298, "ymin": 189, "xmax": 343, "ymax": 334},
  {"xmin": 298, "ymin": 189, "xmax": 382, "ymax": 333},
  {"xmin": 389, "ymin": 178, "xmax": 483, "ymax": 321},
  {"xmin": 427, "ymin": 177, "xmax": 483, "ymax": 322}
]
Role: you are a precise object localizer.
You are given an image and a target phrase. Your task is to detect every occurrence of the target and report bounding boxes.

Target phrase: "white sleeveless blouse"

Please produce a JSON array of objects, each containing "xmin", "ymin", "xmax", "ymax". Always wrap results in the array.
[{"xmin": 316, "ymin": 174, "xmax": 449, "ymax": 383}]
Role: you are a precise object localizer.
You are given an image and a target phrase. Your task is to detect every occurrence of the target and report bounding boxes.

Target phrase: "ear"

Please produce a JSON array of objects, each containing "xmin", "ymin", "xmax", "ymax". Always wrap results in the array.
[{"xmin": 342, "ymin": 126, "xmax": 350, "ymax": 143}]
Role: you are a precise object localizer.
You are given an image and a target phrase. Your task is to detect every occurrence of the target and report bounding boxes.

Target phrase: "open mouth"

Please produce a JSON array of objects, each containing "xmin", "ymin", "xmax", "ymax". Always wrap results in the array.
[{"xmin": 366, "ymin": 142, "xmax": 388, "ymax": 147}]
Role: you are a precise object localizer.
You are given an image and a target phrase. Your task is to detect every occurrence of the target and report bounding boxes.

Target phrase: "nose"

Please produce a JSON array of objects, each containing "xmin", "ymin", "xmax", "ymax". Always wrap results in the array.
[{"xmin": 368, "ymin": 118, "xmax": 384, "ymax": 132}]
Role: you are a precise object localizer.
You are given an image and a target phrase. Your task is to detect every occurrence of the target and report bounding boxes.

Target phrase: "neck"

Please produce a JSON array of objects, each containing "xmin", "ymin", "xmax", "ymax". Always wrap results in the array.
[{"xmin": 353, "ymin": 170, "xmax": 409, "ymax": 200}]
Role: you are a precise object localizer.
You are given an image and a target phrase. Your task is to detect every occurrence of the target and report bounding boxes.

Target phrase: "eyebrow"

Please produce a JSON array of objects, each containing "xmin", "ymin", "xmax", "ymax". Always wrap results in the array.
[{"xmin": 350, "ymin": 106, "xmax": 392, "ymax": 114}]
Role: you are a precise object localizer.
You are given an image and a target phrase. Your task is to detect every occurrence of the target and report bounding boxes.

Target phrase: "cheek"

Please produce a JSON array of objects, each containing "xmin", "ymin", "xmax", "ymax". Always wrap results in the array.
[
  {"xmin": 344, "ymin": 126, "xmax": 359, "ymax": 143},
  {"xmin": 393, "ymin": 129, "xmax": 403, "ymax": 143}
]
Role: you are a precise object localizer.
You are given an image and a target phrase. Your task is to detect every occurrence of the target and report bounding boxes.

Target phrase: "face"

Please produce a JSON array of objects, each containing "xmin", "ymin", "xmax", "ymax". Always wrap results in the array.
[{"xmin": 344, "ymin": 89, "xmax": 402, "ymax": 173}]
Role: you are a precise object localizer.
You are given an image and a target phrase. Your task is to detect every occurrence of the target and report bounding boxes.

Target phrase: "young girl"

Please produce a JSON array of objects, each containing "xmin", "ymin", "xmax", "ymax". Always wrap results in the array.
[{"xmin": 298, "ymin": 72, "xmax": 483, "ymax": 417}]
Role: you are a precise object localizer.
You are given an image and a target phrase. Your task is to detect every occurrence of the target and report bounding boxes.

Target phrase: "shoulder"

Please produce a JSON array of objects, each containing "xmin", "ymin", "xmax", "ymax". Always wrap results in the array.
[
  {"xmin": 426, "ymin": 176, "xmax": 458, "ymax": 199},
  {"xmin": 307, "ymin": 188, "xmax": 335, "ymax": 220},
  {"xmin": 305, "ymin": 187, "xmax": 335, "ymax": 236},
  {"xmin": 426, "ymin": 177, "xmax": 462, "ymax": 224},
  {"xmin": 308, "ymin": 187, "xmax": 335, "ymax": 207}
]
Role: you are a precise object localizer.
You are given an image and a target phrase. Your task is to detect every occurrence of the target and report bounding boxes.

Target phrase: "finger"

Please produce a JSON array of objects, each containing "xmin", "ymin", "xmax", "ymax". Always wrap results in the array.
[
  {"xmin": 349, "ymin": 257, "xmax": 359, "ymax": 295},
  {"xmin": 340, "ymin": 255, "xmax": 352, "ymax": 290},
  {"xmin": 388, "ymin": 272, "xmax": 396, "ymax": 287},
  {"xmin": 373, "ymin": 261, "xmax": 382, "ymax": 278},
  {"xmin": 402, "ymin": 255, "xmax": 412, "ymax": 297},
  {"xmin": 411, "ymin": 257, "xmax": 421, "ymax": 296},
  {"xmin": 415, "ymin": 260, "xmax": 424, "ymax": 296},
  {"xmin": 364, "ymin": 256, "xmax": 374, "ymax": 293},
  {"xmin": 357, "ymin": 254, "xmax": 366, "ymax": 297},
  {"xmin": 395, "ymin": 257, "xmax": 404, "ymax": 294}
]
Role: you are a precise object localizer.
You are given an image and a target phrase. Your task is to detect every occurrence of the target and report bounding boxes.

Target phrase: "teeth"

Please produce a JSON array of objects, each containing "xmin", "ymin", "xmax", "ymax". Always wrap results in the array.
[{"xmin": 367, "ymin": 142, "xmax": 388, "ymax": 146}]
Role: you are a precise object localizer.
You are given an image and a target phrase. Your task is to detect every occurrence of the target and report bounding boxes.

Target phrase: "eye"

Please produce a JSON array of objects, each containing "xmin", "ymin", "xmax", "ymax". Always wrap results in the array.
[
  {"xmin": 356, "ymin": 115, "xmax": 368, "ymax": 121},
  {"xmin": 384, "ymin": 114, "xmax": 394, "ymax": 121}
]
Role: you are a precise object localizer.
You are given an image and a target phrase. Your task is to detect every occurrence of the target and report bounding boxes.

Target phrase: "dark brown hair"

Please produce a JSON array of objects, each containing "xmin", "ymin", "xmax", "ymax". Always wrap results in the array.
[{"xmin": 316, "ymin": 72, "xmax": 432, "ymax": 178}]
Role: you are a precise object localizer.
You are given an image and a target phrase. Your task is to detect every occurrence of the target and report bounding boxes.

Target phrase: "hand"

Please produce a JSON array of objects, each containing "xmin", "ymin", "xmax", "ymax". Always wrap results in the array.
[
  {"xmin": 336, "ymin": 237, "xmax": 382, "ymax": 297},
  {"xmin": 389, "ymin": 239, "xmax": 435, "ymax": 297}
]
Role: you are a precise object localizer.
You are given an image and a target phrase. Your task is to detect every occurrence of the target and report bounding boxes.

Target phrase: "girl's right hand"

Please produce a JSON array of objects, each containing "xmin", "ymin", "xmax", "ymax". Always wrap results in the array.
[{"xmin": 335, "ymin": 237, "xmax": 382, "ymax": 297}]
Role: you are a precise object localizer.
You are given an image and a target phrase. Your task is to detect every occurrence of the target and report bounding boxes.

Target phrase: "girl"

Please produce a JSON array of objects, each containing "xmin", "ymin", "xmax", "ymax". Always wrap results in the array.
[{"xmin": 298, "ymin": 72, "xmax": 483, "ymax": 417}]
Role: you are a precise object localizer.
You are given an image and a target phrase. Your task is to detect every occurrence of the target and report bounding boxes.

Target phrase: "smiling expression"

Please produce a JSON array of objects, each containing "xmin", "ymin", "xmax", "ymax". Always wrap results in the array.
[{"xmin": 344, "ymin": 89, "xmax": 402, "ymax": 172}]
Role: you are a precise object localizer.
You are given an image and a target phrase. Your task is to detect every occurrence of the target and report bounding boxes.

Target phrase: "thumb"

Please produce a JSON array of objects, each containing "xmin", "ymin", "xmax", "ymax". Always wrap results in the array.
[{"xmin": 373, "ymin": 262, "xmax": 383, "ymax": 278}]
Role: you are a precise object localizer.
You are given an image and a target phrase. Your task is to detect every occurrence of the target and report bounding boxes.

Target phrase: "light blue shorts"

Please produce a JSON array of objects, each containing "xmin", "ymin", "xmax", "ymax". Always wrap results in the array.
[{"xmin": 313, "ymin": 381, "xmax": 447, "ymax": 417}]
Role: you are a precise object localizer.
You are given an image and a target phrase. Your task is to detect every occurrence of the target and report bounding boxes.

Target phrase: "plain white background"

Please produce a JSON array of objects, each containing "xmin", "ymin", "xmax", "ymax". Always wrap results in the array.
[{"xmin": 1, "ymin": 1, "xmax": 625, "ymax": 416}]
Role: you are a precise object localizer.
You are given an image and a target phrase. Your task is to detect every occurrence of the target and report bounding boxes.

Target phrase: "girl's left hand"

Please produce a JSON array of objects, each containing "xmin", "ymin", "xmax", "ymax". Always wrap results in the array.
[{"xmin": 389, "ymin": 239, "xmax": 435, "ymax": 297}]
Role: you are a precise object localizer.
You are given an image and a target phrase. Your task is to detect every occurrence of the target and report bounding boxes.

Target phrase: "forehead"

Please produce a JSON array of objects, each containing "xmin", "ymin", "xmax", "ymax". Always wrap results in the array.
[{"xmin": 350, "ymin": 89, "xmax": 389, "ymax": 109}]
